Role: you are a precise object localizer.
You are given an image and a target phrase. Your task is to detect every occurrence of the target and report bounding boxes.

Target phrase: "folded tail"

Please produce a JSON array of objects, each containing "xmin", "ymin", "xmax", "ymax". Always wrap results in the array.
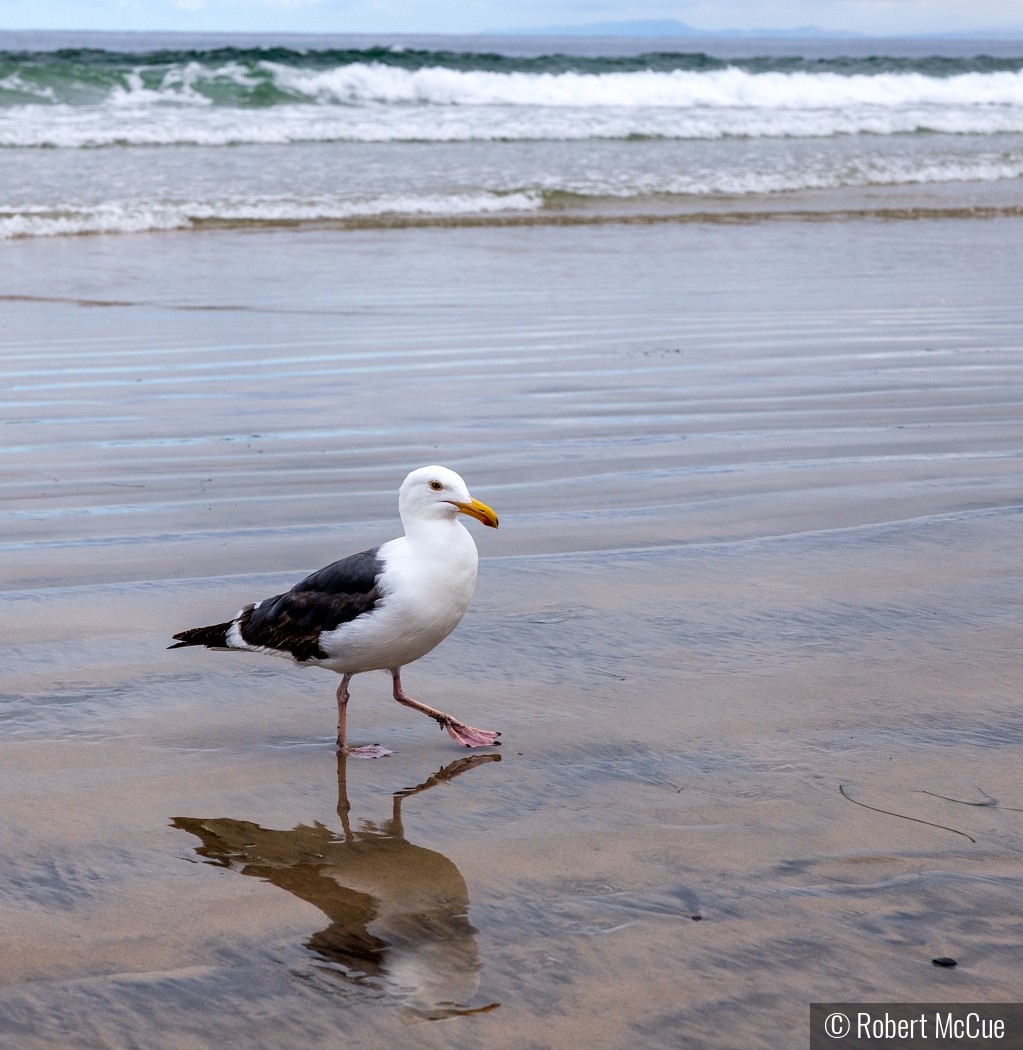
[{"xmin": 168, "ymin": 620, "xmax": 235, "ymax": 650}]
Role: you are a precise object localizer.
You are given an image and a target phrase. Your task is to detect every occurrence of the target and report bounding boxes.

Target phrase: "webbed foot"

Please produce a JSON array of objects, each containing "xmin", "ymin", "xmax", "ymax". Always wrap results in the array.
[{"xmin": 442, "ymin": 720, "xmax": 501, "ymax": 749}]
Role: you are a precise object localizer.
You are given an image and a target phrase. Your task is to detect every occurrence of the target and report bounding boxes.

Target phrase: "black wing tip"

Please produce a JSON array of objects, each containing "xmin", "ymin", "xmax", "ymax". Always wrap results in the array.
[{"xmin": 170, "ymin": 621, "xmax": 233, "ymax": 649}]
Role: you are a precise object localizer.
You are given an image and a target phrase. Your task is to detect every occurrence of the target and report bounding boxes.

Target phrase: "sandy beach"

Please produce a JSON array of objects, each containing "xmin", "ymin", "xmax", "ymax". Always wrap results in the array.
[{"xmin": 1, "ymin": 210, "xmax": 1021, "ymax": 1047}]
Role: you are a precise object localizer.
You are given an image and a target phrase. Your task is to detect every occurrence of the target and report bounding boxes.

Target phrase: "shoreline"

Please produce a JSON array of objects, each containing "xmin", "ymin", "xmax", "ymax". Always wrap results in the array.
[{"xmin": 4, "ymin": 180, "xmax": 1023, "ymax": 241}]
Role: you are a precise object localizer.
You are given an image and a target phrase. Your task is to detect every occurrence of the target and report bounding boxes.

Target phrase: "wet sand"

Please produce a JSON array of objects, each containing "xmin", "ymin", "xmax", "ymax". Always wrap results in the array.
[{"xmin": 2, "ymin": 215, "xmax": 1022, "ymax": 1048}]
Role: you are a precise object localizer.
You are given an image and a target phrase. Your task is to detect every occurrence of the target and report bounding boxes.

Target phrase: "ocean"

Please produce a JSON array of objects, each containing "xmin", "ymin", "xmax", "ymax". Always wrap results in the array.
[
  {"xmin": 2, "ymin": 31, "xmax": 1023, "ymax": 237},
  {"xmin": 2, "ymin": 29, "xmax": 1023, "ymax": 1050}
]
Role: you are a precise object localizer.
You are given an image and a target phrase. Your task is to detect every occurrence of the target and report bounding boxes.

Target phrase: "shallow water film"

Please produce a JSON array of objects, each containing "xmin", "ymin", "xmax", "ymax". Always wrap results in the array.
[{"xmin": 1, "ymin": 214, "xmax": 1022, "ymax": 1049}]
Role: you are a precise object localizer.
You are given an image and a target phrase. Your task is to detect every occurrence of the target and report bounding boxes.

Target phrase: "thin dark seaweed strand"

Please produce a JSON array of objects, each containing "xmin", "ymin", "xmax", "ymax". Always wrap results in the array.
[
  {"xmin": 919, "ymin": 790, "xmax": 997, "ymax": 807},
  {"xmin": 838, "ymin": 784, "xmax": 976, "ymax": 843}
]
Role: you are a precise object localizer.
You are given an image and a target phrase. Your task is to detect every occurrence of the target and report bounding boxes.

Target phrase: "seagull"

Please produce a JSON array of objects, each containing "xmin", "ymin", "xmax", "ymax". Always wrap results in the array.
[{"xmin": 170, "ymin": 466, "xmax": 501, "ymax": 756}]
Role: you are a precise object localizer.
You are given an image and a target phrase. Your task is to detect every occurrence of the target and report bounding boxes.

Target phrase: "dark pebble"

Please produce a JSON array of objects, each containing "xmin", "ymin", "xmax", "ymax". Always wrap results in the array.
[
  {"xmin": 932, "ymin": 957, "xmax": 957, "ymax": 968},
  {"xmin": 691, "ymin": 915, "xmax": 703, "ymax": 921}
]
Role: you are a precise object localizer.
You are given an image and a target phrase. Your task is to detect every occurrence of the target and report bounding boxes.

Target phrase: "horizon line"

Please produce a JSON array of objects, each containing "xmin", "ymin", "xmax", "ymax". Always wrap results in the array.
[{"xmin": 2, "ymin": 26, "xmax": 1023, "ymax": 41}]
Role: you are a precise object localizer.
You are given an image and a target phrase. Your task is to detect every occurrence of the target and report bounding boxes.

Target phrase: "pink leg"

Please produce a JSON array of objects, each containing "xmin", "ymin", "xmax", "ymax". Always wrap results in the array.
[
  {"xmin": 391, "ymin": 668, "xmax": 500, "ymax": 749},
  {"xmin": 336, "ymin": 675, "xmax": 391, "ymax": 758},
  {"xmin": 335, "ymin": 674, "xmax": 353, "ymax": 753}
]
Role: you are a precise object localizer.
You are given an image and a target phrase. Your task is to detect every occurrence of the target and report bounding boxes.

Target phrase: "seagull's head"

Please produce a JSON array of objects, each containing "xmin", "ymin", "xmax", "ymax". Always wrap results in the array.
[{"xmin": 398, "ymin": 465, "xmax": 499, "ymax": 530}]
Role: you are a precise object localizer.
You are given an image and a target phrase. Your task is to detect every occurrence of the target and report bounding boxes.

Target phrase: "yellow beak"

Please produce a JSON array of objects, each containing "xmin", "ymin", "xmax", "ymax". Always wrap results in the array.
[{"xmin": 452, "ymin": 498, "xmax": 499, "ymax": 529}]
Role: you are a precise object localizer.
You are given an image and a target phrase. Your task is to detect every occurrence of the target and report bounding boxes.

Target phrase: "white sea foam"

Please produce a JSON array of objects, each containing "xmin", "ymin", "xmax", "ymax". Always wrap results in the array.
[
  {"xmin": 0, "ymin": 73, "xmax": 58, "ymax": 102},
  {"xmin": 637, "ymin": 152, "xmax": 1023, "ymax": 196},
  {"xmin": 3, "ymin": 147, "xmax": 1021, "ymax": 239},
  {"xmin": 3, "ymin": 103, "xmax": 1023, "ymax": 147},
  {"xmin": 2, "ymin": 64, "xmax": 1023, "ymax": 146},
  {"xmin": 264, "ymin": 63, "xmax": 1023, "ymax": 110},
  {"xmin": 0, "ymin": 192, "xmax": 543, "ymax": 239}
]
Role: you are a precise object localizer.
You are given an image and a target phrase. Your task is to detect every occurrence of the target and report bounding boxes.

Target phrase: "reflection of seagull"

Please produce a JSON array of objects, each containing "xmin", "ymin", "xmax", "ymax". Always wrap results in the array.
[
  {"xmin": 173, "ymin": 753, "xmax": 501, "ymax": 1021},
  {"xmin": 170, "ymin": 466, "xmax": 501, "ymax": 755}
]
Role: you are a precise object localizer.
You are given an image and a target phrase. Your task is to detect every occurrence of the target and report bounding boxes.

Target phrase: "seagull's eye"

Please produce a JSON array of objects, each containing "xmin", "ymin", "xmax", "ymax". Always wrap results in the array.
[{"xmin": 429, "ymin": 480, "xmax": 443, "ymax": 491}]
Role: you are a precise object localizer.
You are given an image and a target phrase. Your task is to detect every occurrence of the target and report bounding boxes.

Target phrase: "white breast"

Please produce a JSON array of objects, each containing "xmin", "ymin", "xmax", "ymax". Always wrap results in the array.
[{"xmin": 316, "ymin": 519, "xmax": 479, "ymax": 674}]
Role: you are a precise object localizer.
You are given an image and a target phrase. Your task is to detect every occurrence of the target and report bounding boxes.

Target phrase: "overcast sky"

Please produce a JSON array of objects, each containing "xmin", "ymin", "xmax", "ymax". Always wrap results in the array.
[{"xmin": 1, "ymin": 0, "xmax": 1021, "ymax": 37}]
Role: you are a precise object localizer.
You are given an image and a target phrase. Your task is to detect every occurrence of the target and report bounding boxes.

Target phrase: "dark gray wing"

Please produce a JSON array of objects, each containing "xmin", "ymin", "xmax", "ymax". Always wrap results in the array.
[
  {"xmin": 238, "ymin": 546, "xmax": 384, "ymax": 662},
  {"xmin": 170, "ymin": 546, "xmax": 384, "ymax": 662},
  {"xmin": 291, "ymin": 546, "xmax": 381, "ymax": 597}
]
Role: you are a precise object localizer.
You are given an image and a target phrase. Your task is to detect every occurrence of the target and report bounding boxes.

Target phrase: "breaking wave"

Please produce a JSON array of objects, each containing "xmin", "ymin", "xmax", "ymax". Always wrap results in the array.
[{"xmin": 2, "ymin": 49, "xmax": 1023, "ymax": 145}]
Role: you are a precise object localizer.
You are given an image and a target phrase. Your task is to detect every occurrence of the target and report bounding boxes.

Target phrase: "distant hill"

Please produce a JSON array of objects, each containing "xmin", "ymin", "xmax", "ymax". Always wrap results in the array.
[{"xmin": 487, "ymin": 20, "xmax": 866, "ymax": 38}]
